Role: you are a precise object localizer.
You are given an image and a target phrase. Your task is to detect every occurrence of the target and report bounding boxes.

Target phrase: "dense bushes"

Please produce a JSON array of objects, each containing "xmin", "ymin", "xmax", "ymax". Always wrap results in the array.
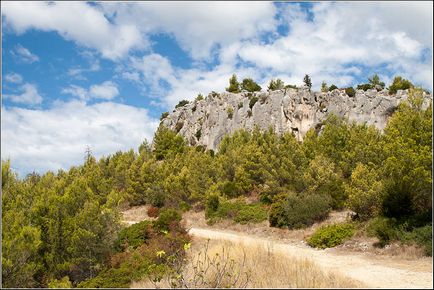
[
  {"xmin": 388, "ymin": 76, "xmax": 413, "ymax": 94},
  {"xmin": 307, "ymin": 223, "xmax": 355, "ymax": 249},
  {"xmin": 268, "ymin": 79, "xmax": 285, "ymax": 91},
  {"xmin": 269, "ymin": 193, "xmax": 331, "ymax": 229},
  {"xmin": 114, "ymin": 220, "xmax": 152, "ymax": 251},
  {"xmin": 205, "ymin": 198, "xmax": 268, "ymax": 225},
  {"xmin": 366, "ymin": 217, "xmax": 432, "ymax": 255},
  {"xmin": 153, "ymin": 208, "xmax": 182, "ymax": 232},
  {"xmin": 79, "ymin": 218, "xmax": 191, "ymax": 288},
  {"xmin": 241, "ymin": 78, "xmax": 262, "ymax": 92}
]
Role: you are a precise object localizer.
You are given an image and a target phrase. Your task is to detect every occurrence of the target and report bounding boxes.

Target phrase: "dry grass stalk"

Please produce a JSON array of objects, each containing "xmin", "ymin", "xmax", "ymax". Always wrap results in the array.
[{"xmin": 131, "ymin": 238, "xmax": 362, "ymax": 288}]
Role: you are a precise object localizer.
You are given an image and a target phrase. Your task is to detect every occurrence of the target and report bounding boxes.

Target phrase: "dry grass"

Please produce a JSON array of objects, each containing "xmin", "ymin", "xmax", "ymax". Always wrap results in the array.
[{"xmin": 131, "ymin": 237, "xmax": 363, "ymax": 288}]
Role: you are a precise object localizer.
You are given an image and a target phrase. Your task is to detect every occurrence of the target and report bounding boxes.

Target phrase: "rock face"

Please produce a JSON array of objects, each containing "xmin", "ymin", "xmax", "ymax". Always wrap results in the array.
[{"xmin": 161, "ymin": 88, "xmax": 432, "ymax": 151}]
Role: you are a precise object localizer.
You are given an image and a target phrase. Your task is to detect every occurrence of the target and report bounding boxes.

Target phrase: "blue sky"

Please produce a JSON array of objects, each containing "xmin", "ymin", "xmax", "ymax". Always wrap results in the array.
[{"xmin": 1, "ymin": 1, "xmax": 433, "ymax": 176}]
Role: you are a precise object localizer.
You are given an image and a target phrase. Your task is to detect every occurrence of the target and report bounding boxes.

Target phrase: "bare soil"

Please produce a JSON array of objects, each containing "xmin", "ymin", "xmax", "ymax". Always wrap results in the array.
[{"xmin": 122, "ymin": 206, "xmax": 433, "ymax": 288}]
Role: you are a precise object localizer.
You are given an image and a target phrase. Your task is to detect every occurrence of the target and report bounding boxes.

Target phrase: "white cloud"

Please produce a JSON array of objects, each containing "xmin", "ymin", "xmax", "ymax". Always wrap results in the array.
[
  {"xmin": 89, "ymin": 81, "xmax": 119, "ymax": 100},
  {"xmin": 11, "ymin": 44, "xmax": 39, "ymax": 63},
  {"xmin": 2, "ymin": 1, "xmax": 145, "ymax": 60},
  {"xmin": 2, "ymin": 2, "xmax": 277, "ymax": 61},
  {"xmin": 62, "ymin": 81, "xmax": 119, "ymax": 101},
  {"xmin": 4, "ymin": 72, "xmax": 23, "ymax": 83},
  {"xmin": 234, "ymin": 2, "xmax": 433, "ymax": 90},
  {"xmin": 68, "ymin": 59, "xmax": 100, "ymax": 80},
  {"xmin": 1, "ymin": 100, "xmax": 159, "ymax": 176},
  {"xmin": 3, "ymin": 83, "xmax": 43, "ymax": 105}
]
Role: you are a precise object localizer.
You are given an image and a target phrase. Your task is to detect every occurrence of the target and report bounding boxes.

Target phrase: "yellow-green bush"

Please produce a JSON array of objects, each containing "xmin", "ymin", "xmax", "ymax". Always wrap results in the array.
[{"xmin": 307, "ymin": 223, "xmax": 354, "ymax": 249}]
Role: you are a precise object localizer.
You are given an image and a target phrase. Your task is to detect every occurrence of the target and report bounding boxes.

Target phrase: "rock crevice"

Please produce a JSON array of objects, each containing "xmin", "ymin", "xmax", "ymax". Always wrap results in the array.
[{"xmin": 161, "ymin": 88, "xmax": 432, "ymax": 150}]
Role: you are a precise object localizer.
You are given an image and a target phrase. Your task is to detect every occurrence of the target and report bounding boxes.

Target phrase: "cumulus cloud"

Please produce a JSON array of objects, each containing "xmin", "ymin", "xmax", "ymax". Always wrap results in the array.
[
  {"xmin": 2, "ymin": 1, "xmax": 145, "ymax": 60},
  {"xmin": 3, "ymin": 83, "xmax": 43, "ymax": 105},
  {"xmin": 1, "ymin": 100, "xmax": 159, "ymax": 176},
  {"xmin": 236, "ymin": 2, "xmax": 432, "ymax": 89},
  {"xmin": 11, "ymin": 44, "xmax": 39, "ymax": 63},
  {"xmin": 62, "ymin": 81, "xmax": 119, "ymax": 101},
  {"xmin": 101, "ymin": 2, "xmax": 277, "ymax": 60},
  {"xmin": 4, "ymin": 72, "xmax": 23, "ymax": 83},
  {"xmin": 89, "ymin": 81, "xmax": 119, "ymax": 100},
  {"xmin": 2, "ymin": 2, "xmax": 276, "ymax": 61}
]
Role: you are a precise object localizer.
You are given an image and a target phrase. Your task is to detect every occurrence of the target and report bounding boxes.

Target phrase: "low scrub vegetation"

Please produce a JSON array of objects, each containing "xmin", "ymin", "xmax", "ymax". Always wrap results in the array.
[
  {"xmin": 269, "ymin": 193, "xmax": 331, "ymax": 229},
  {"xmin": 307, "ymin": 223, "xmax": 355, "ymax": 249},
  {"xmin": 133, "ymin": 239, "xmax": 362, "ymax": 288},
  {"xmin": 78, "ymin": 210, "xmax": 190, "ymax": 288},
  {"xmin": 205, "ymin": 197, "xmax": 268, "ymax": 225}
]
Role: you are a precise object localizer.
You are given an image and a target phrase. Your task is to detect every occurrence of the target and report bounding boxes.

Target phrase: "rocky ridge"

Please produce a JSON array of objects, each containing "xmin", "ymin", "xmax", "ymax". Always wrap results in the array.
[{"xmin": 161, "ymin": 87, "xmax": 432, "ymax": 151}]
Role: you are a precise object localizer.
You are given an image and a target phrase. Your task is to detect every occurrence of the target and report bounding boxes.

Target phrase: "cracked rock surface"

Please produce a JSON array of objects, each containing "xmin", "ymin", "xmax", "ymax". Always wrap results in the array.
[{"xmin": 161, "ymin": 88, "xmax": 432, "ymax": 151}]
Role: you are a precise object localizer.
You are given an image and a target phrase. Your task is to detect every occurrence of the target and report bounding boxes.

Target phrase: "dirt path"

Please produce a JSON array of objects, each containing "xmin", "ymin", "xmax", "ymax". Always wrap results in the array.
[
  {"xmin": 121, "ymin": 207, "xmax": 432, "ymax": 288},
  {"xmin": 188, "ymin": 227, "xmax": 433, "ymax": 289}
]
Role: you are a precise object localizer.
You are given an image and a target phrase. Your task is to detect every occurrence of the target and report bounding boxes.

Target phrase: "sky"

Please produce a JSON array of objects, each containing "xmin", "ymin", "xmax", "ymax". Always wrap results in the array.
[{"xmin": 1, "ymin": 1, "xmax": 433, "ymax": 176}]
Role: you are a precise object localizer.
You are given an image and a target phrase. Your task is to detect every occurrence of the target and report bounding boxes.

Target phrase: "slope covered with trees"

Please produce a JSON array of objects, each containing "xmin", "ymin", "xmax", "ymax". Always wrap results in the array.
[{"xmin": 2, "ymin": 82, "xmax": 432, "ymax": 287}]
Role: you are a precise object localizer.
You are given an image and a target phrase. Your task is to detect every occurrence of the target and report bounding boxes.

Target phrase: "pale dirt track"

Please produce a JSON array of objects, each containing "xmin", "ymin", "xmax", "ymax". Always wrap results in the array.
[
  {"xmin": 121, "ymin": 206, "xmax": 432, "ymax": 289},
  {"xmin": 188, "ymin": 227, "xmax": 432, "ymax": 289}
]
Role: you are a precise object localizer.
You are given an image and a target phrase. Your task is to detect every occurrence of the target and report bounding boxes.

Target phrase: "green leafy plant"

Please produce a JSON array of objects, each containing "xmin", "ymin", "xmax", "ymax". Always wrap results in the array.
[
  {"xmin": 328, "ymin": 84, "xmax": 338, "ymax": 91},
  {"xmin": 226, "ymin": 74, "xmax": 241, "ymax": 93},
  {"xmin": 249, "ymin": 96, "xmax": 258, "ymax": 109},
  {"xmin": 241, "ymin": 78, "xmax": 262, "ymax": 92},
  {"xmin": 268, "ymin": 79, "xmax": 285, "ymax": 91},
  {"xmin": 227, "ymin": 107, "xmax": 234, "ymax": 119},
  {"xmin": 160, "ymin": 112, "xmax": 169, "ymax": 121},
  {"xmin": 307, "ymin": 223, "xmax": 355, "ymax": 249},
  {"xmin": 345, "ymin": 87, "xmax": 356, "ymax": 97},
  {"xmin": 175, "ymin": 100, "xmax": 189, "ymax": 109},
  {"xmin": 269, "ymin": 193, "xmax": 331, "ymax": 229}
]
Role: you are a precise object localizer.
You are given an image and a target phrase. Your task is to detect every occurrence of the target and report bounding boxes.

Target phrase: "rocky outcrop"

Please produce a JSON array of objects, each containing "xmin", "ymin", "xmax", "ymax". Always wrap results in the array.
[{"xmin": 161, "ymin": 87, "xmax": 432, "ymax": 151}]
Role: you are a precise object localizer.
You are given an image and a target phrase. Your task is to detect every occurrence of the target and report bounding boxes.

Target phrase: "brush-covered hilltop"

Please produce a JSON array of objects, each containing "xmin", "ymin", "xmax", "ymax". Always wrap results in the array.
[{"xmin": 161, "ymin": 75, "xmax": 432, "ymax": 150}]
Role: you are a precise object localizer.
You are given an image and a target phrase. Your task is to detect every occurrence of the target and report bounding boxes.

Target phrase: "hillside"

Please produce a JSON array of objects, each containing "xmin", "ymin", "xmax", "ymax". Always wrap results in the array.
[{"xmin": 161, "ymin": 87, "xmax": 432, "ymax": 150}]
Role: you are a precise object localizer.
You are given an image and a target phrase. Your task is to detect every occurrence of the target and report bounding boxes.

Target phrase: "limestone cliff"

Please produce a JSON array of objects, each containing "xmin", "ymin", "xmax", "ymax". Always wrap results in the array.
[{"xmin": 161, "ymin": 87, "xmax": 432, "ymax": 151}]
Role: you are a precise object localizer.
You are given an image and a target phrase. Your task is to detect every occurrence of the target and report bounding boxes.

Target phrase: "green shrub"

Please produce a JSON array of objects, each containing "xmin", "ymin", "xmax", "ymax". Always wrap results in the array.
[
  {"xmin": 268, "ymin": 79, "xmax": 285, "ymax": 91},
  {"xmin": 400, "ymin": 225, "xmax": 432, "ymax": 256},
  {"xmin": 307, "ymin": 223, "xmax": 355, "ymax": 249},
  {"xmin": 269, "ymin": 193, "xmax": 331, "ymax": 229},
  {"xmin": 226, "ymin": 74, "xmax": 241, "ymax": 93},
  {"xmin": 388, "ymin": 76, "xmax": 414, "ymax": 95},
  {"xmin": 247, "ymin": 110, "xmax": 252, "ymax": 117},
  {"xmin": 328, "ymin": 84, "xmax": 338, "ymax": 91},
  {"xmin": 175, "ymin": 100, "xmax": 189, "ymax": 109},
  {"xmin": 195, "ymin": 94, "xmax": 204, "ymax": 101},
  {"xmin": 205, "ymin": 194, "xmax": 220, "ymax": 216},
  {"xmin": 114, "ymin": 220, "xmax": 152, "ymax": 251},
  {"xmin": 366, "ymin": 217, "xmax": 397, "ymax": 246},
  {"xmin": 238, "ymin": 102, "xmax": 243, "ymax": 109},
  {"xmin": 205, "ymin": 198, "xmax": 267, "ymax": 225},
  {"xmin": 357, "ymin": 83, "xmax": 372, "ymax": 91},
  {"xmin": 321, "ymin": 81, "xmax": 328, "ymax": 93},
  {"xmin": 234, "ymin": 203, "xmax": 268, "ymax": 224},
  {"xmin": 249, "ymin": 96, "xmax": 258, "ymax": 109},
  {"xmin": 285, "ymin": 84, "xmax": 297, "ymax": 89},
  {"xmin": 48, "ymin": 276, "xmax": 72, "ymax": 288},
  {"xmin": 241, "ymin": 78, "xmax": 262, "ymax": 92},
  {"xmin": 195, "ymin": 129, "xmax": 202, "ymax": 140},
  {"xmin": 160, "ymin": 112, "xmax": 169, "ymax": 121},
  {"xmin": 227, "ymin": 107, "xmax": 234, "ymax": 119},
  {"xmin": 345, "ymin": 87, "xmax": 356, "ymax": 97},
  {"xmin": 154, "ymin": 208, "xmax": 182, "ymax": 232}
]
